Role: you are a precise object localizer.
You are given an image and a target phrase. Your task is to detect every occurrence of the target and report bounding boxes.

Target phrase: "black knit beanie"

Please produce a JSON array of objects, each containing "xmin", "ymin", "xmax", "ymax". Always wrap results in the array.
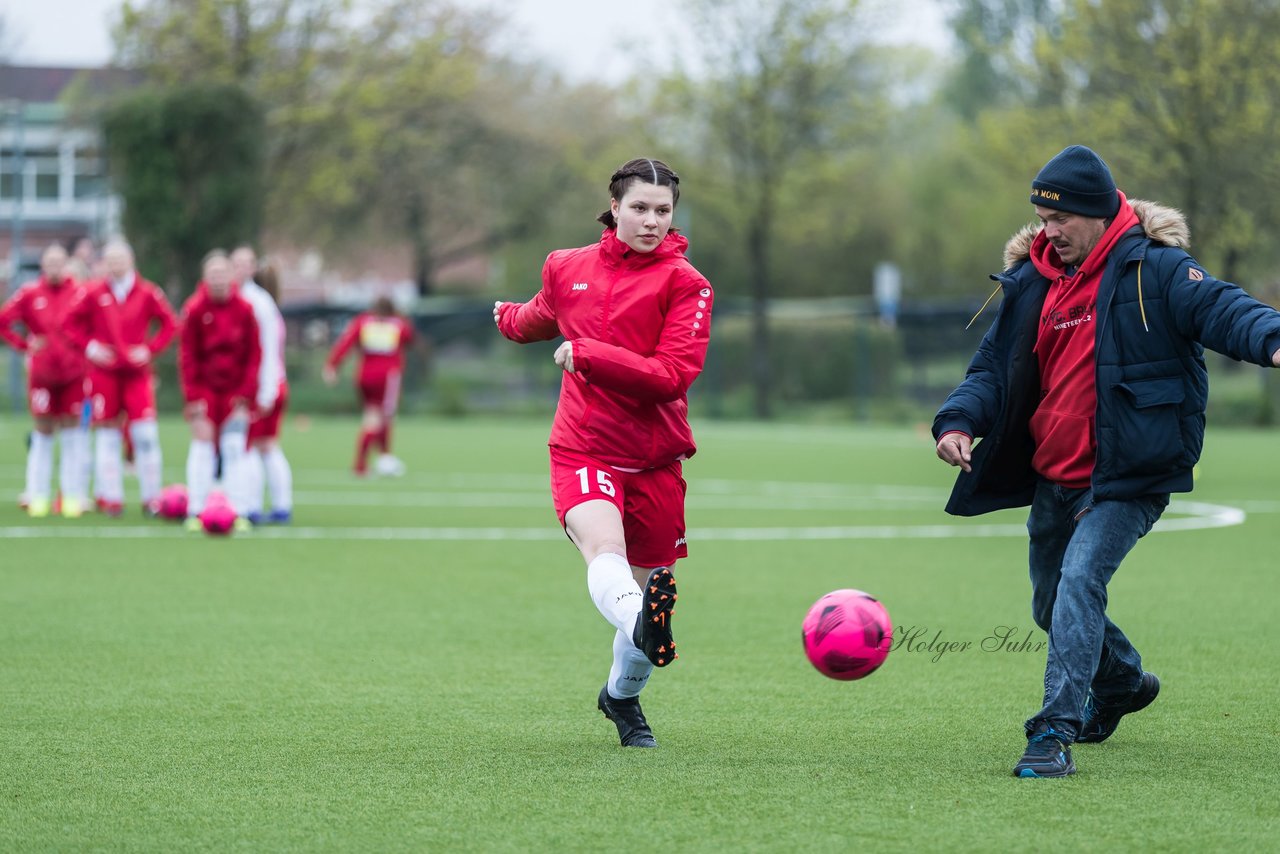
[{"xmin": 1030, "ymin": 145, "xmax": 1120, "ymax": 218}]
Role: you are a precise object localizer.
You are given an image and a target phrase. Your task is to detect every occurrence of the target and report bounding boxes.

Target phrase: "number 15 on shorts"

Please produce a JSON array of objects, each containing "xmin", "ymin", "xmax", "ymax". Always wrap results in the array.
[{"xmin": 575, "ymin": 466, "xmax": 616, "ymax": 497}]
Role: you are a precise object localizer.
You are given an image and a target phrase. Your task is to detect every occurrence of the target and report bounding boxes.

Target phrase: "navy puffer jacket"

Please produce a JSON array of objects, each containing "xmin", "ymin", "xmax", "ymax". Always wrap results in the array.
[{"xmin": 933, "ymin": 199, "xmax": 1280, "ymax": 517}]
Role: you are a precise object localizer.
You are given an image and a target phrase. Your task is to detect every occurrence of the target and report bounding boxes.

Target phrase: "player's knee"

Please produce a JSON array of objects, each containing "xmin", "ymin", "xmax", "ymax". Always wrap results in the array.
[
  {"xmin": 130, "ymin": 420, "xmax": 159, "ymax": 450},
  {"xmin": 582, "ymin": 541, "xmax": 627, "ymax": 564},
  {"xmin": 190, "ymin": 419, "xmax": 214, "ymax": 442}
]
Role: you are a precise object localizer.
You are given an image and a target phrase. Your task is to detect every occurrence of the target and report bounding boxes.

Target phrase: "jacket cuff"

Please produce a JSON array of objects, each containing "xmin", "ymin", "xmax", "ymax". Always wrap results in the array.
[
  {"xmin": 937, "ymin": 429, "xmax": 973, "ymax": 442},
  {"xmin": 1265, "ymin": 332, "xmax": 1280, "ymax": 367},
  {"xmin": 932, "ymin": 418, "xmax": 974, "ymax": 442},
  {"xmin": 570, "ymin": 339, "xmax": 591, "ymax": 375}
]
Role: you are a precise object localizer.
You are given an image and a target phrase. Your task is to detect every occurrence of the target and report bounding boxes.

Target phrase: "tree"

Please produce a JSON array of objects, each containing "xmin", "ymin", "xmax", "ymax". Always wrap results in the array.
[
  {"xmin": 944, "ymin": 0, "xmax": 1064, "ymax": 119},
  {"xmin": 111, "ymin": 0, "xmax": 347, "ymax": 252},
  {"xmin": 271, "ymin": 0, "xmax": 551, "ymax": 295},
  {"xmin": 110, "ymin": 0, "xmax": 618, "ymax": 296},
  {"xmin": 665, "ymin": 0, "xmax": 888, "ymax": 418},
  {"xmin": 1040, "ymin": 0, "xmax": 1280, "ymax": 284},
  {"xmin": 102, "ymin": 83, "xmax": 265, "ymax": 294}
]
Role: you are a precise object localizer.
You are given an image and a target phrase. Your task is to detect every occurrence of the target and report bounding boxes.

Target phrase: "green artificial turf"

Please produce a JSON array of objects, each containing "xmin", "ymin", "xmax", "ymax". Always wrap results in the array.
[{"xmin": 1, "ymin": 415, "xmax": 1277, "ymax": 851}]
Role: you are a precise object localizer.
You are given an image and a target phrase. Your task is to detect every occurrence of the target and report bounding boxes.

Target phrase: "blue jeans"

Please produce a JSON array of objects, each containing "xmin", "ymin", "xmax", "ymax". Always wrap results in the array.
[{"xmin": 1024, "ymin": 480, "xmax": 1168, "ymax": 740}]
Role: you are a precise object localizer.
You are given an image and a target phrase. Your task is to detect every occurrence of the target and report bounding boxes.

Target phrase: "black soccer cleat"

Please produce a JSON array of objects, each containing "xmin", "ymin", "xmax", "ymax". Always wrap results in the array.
[
  {"xmin": 597, "ymin": 685, "xmax": 658, "ymax": 748},
  {"xmin": 1077, "ymin": 671, "xmax": 1161, "ymax": 744},
  {"xmin": 1013, "ymin": 726, "xmax": 1077, "ymax": 778},
  {"xmin": 632, "ymin": 567, "xmax": 678, "ymax": 667}
]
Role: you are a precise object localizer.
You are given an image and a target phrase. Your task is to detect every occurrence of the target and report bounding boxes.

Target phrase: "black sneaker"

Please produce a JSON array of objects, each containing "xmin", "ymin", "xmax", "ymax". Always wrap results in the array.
[
  {"xmin": 1013, "ymin": 727, "xmax": 1076, "ymax": 778},
  {"xmin": 597, "ymin": 686, "xmax": 658, "ymax": 748},
  {"xmin": 1077, "ymin": 671, "xmax": 1160, "ymax": 744},
  {"xmin": 632, "ymin": 567, "xmax": 677, "ymax": 667}
]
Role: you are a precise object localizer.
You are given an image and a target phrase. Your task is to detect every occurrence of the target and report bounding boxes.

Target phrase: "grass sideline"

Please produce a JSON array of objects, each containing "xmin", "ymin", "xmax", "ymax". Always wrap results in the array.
[{"xmin": 1, "ymin": 415, "xmax": 1277, "ymax": 851}]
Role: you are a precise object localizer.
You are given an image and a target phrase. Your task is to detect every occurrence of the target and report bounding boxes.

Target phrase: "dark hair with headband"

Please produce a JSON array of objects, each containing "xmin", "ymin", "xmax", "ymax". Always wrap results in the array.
[{"xmin": 597, "ymin": 158, "xmax": 681, "ymax": 228}]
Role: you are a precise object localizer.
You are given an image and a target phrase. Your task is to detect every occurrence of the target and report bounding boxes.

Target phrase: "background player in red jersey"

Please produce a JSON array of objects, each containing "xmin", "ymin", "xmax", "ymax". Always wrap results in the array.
[
  {"xmin": 231, "ymin": 246, "xmax": 293, "ymax": 524},
  {"xmin": 494, "ymin": 158, "xmax": 713, "ymax": 748},
  {"xmin": 322, "ymin": 296, "xmax": 414, "ymax": 477},
  {"xmin": 66, "ymin": 240, "xmax": 178, "ymax": 516},
  {"xmin": 177, "ymin": 251, "xmax": 261, "ymax": 529},
  {"xmin": 0, "ymin": 244, "xmax": 89, "ymax": 517}
]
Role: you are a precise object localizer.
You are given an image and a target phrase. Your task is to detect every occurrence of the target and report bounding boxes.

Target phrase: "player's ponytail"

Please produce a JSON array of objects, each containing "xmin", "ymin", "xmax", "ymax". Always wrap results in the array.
[{"xmin": 597, "ymin": 158, "xmax": 681, "ymax": 228}]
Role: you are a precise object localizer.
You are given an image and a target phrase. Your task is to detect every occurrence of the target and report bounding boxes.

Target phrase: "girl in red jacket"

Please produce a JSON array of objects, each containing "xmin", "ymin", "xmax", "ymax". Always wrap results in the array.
[
  {"xmin": 0, "ymin": 243, "xmax": 89, "ymax": 517},
  {"xmin": 494, "ymin": 158, "xmax": 713, "ymax": 749},
  {"xmin": 322, "ymin": 296, "xmax": 415, "ymax": 477},
  {"xmin": 65, "ymin": 240, "xmax": 178, "ymax": 517},
  {"xmin": 177, "ymin": 251, "xmax": 261, "ymax": 530}
]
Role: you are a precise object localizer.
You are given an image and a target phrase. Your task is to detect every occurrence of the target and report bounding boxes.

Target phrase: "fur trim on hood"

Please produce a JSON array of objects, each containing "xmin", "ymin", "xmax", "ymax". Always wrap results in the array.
[{"xmin": 1002, "ymin": 199, "xmax": 1189, "ymax": 271}]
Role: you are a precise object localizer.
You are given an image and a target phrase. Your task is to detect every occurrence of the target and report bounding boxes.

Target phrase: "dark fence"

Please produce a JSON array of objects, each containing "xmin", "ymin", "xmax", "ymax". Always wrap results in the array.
[{"xmin": 2, "ymin": 296, "xmax": 1277, "ymax": 424}]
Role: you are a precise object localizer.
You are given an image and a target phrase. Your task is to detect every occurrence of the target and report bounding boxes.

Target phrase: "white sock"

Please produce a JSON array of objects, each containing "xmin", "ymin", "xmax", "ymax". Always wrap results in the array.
[
  {"xmin": 28, "ymin": 431, "xmax": 54, "ymax": 502},
  {"xmin": 243, "ymin": 448, "xmax": 265, "ymax": 516},
  {"xmin": 587, "ymin": 552, "xmax": 642, "ymax": 635},
  {"xmin": 607, "ymin": 628, "xmax": 654, "ymax": 699},
  {"xmin": 264, "ymin": 446, "xmax": 293, "ymax": 513},
  {"xmin": 94, "ymin": 427, "xmax": 124, "ymax": 503},
  {"xmin": 129, "ymin": 420, "xmax": 163, "ymax": 505},
  {"xmin": 81, "ymin": 425, "xmax": 95, "ymax": 502},
  {"xmin": 186, "ymin": 439, "xmax": 215, "ymax": 515},
  {"xmin": 58, "ymin": 427, "xmax": 86, "ymax": 503},
  {"xmin": 73, "ymin": 428, "xmax": 92, "ymax": 502},
  {"xmin": 218, "ymin": 424, "xmax": 249, "ymax": 516}
]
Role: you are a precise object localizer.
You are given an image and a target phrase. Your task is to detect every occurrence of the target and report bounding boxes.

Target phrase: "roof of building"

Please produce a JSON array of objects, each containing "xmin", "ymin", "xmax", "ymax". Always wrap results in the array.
[{"xmin": 0, "ymin": 65, "xmax": 142, "ymax": 104}]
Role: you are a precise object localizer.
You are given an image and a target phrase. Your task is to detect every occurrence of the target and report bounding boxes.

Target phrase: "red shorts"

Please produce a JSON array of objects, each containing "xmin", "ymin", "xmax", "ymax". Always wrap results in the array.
[
  {"xmin": 358, "ymin": 370, "xmax": 401, "ymax": 416},
  {"xmin": 29, "ymin": 378, "xmax": 85, "ymax": 418},
  {"xmin": 188, "ymin": 392, "xmax": 244, "ymax": 429},
  {"xmin": 89, "ymin": 369, "xmax": 157, "ymax": 423},
  {"xmin": 249, "ymin": 382, "xmax": 289, "ymax": 442},
  {"xmin": 549, "ymin": 447, "xmax": 688, "ymax": 569}
]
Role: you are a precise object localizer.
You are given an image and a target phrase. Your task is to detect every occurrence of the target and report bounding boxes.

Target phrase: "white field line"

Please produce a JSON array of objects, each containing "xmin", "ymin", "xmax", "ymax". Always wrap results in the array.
[{"xmin": 0, "ymin": 501, "xmax": 1247, "ymax": 541}]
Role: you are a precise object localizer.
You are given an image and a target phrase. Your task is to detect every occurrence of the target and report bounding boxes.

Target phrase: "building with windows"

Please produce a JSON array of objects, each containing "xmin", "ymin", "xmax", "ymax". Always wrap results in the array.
[{"xmin": 1, "ymin": 65, "xmax": 136, "ymax": 283}]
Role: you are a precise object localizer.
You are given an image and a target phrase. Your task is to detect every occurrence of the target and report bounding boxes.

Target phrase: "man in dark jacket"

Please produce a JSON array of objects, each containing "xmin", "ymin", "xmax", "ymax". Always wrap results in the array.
[{"xmin": 934, "ymin": 145, "xmax": 1280, "ymax": 778}]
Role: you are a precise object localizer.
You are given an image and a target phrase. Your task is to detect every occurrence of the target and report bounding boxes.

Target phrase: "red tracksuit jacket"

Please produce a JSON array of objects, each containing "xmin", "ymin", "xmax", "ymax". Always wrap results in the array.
[
  {"xmin": 496, "ymin": 229, "xmax": 713, "ymax": 470},
  {"xmin": 0, "ymin": 276, "xmax": 87, "ymax": 386},
  {"xmin": 325, "ymin": 312, "xmax": 415, "ymax": 383},
  {"xmin": 66, "ymin": 274, "xmax": 179, "ymax": 373},
  {"xmin": 178, "ymin": 283, "xmax": 261, "ymax": 403}
]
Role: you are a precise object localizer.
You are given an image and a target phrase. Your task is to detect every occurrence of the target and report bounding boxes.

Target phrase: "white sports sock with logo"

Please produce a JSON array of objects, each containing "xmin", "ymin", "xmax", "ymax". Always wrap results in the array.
[
  {"xmin": 28, "ymin": 431, "xmax": 54, "ymax": 502},
  {"xmin": 608, "ymin": 628, "xmax": 654, "ymax": 699},
  {"xmin": 218, "ymin": 417, "xmax": 249, "ymax": 516},
  {"xmin": 186, "ymin": 439, "xmax": 215, "ymax": 516},
  {"xmin": 58, "ymin": 427, "xmax": 86, "ymax": 503},
  {"xmin": 243, "ymin": 448, "xmax": 265, "ymax": 516},
  {"xmin": 587, "ymin": 552, "xmax": 642, "ymax": 636},
  {"xmin": 129, "ymin": 420, "xmax": 163, "ymax": 505},
  {"xmin": 264, "ymin": 446, "xmax": 293, "ymax": 513},
  {"xmin": 94, "ymin": 427, "xmax": 124, "ymax": 503},
  {"xmin": 72, "ymin": 427, "xmax": 91, "ymax": 503}
]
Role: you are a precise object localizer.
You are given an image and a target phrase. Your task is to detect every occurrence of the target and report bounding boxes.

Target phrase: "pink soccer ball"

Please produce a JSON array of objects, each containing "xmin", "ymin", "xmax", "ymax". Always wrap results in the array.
[
  {"xmin": 802, "ymin": 589, "xmax": 893, "ymax": 680},
  {"xmin": 156, "ymin": 484, "xmax": 189, "ymax": 520},
  {"xmin": 200, "ymin": 502, "xmax": 238, "ymax": 536}
]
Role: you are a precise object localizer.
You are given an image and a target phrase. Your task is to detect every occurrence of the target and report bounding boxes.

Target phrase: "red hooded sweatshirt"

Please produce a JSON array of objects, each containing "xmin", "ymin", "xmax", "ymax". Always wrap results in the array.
[
  {"xmin": 65, "ymin": 273, "xmax": 179, "ymax": 374},
  {"xmin": 178, "ymin": 283, "xmax": 261, "ymax": 403},
  {"xmin": 0, "ymin": 275, "xmax": 86, "ymax": 386},
  {"xmin": 1028, "ymin": 191, "xmax": 1140, "ymax": 486},
  {"xmin": 496, "ymin": 229, "xmax": 713, "ymax": 470},
  {"xmin": 325, "ymin": 311, "xmax": 415, "ymax": 384}
]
